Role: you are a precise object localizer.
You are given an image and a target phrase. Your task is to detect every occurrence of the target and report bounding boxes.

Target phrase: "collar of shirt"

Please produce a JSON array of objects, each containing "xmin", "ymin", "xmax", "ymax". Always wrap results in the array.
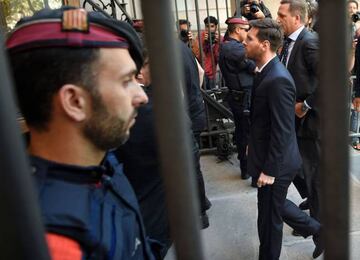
[
  {"xmin": 288, "ymin": 25, "xmax": 305, "ymax": 42},
  {"xmin": 256, "ymin": 54, "xmax": 277, "ymax": 73}
]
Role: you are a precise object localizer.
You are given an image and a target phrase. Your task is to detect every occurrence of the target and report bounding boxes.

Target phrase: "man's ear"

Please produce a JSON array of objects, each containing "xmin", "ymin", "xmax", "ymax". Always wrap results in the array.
[{"xmin": 58, "ymin": 84, "xmax": 89, "ymax": 122}]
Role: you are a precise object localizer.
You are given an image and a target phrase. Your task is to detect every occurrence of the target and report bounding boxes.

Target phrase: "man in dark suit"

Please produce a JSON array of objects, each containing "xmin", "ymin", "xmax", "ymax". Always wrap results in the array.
[
  {"xmin": 277, "ymin": 1, "xmax": 323, "ymax": 257},
  {"xmin": 277, "ymin": 0, "xmax": 321, "ymax": 228},
  {"xmin": 244, "ymin": 18, "xmax": 302, "ymax": 260}
]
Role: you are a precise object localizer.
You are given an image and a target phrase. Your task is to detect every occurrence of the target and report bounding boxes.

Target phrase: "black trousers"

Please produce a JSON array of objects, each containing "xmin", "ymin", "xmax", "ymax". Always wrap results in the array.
[
  {"xmin": 297, "ymin": 138, "xmax": 321, "ymax": 221},
  {"xmin": 282, "ymin": 199, "xmax": 320, "ymax": 238},
  {"xmin": 228, "ymin": 98, "xmax": 250, "ymax": 174},
  {"xmin": 258, "ymin": 178, "xmax": 291, "ymax": 260},
  {"xmin": 257, "ymin": 178, "xmax": 320, "ymax": 260}
]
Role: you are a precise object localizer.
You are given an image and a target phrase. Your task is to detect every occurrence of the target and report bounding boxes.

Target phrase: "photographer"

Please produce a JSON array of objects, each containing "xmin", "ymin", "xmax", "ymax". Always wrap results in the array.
[
  {"xmin": 177, "ymin": 19, "xmax": 200, "ymax": 60},
  {"xmin": 199, "ymin": 16, "xmax": 222, "ymax": 89},
  {"xmin": 240, "ymin": 0, "xmax": 272, "ymax": 20}
]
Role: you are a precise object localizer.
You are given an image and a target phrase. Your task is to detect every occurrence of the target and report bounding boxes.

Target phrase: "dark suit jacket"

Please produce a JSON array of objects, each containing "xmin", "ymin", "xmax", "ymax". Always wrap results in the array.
[
  {"xmin": 248, "ymin": 57, "xmax": 302, "ymax": 179},
  {"xmin": 286, "ymin": 28, "xmax": 320, "ymax": 139}
]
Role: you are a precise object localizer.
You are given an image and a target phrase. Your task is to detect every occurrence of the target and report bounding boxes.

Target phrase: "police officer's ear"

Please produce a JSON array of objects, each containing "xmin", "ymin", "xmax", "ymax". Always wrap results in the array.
[{"xmin": 57, "ymin": 84, "xmax": 89, "ymax": 122}]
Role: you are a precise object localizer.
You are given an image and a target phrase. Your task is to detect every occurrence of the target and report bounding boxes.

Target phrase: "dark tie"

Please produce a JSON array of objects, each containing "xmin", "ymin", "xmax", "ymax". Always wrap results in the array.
[{"xmin": 279, "ymin": 37, "xmax": 292, "ymax": 66}]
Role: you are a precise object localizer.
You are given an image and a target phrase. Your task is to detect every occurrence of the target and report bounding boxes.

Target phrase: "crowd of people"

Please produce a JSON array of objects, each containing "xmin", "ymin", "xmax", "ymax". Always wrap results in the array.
[{"xmin": 5, "ymin": 0, "xmax": 359, "ymax": 259}]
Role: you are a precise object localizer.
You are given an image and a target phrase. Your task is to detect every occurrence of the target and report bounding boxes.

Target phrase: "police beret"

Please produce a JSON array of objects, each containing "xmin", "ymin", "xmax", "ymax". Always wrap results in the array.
[
  {"xmin": 225, "ymin": 16, "xmax": 249, "ymax": 25},
  {"xmin": 6, "ymin": 6, "xmax": 143, "ymax": 70},
  {"xmin": 203, "ymin": 16, "xmax": 218, "ymax": 25}
]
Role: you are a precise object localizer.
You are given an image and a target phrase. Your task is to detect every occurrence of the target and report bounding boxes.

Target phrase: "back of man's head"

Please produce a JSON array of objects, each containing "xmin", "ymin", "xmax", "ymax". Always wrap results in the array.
[
  {"xmin": 249, "ymin": 18, "xmax": 283, "ymax": 51},
  {"xmin": 280, "ymin": 0, "xmax": 308, "ymax": 23},
  {"xmin": 6, "ymin": 6, "xmax": 142, "ymax": 131}
]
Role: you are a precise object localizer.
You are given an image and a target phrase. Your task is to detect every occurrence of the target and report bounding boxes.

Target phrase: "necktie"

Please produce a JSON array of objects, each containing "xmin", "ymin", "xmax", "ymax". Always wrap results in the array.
[{"xmin": 279, "ymin": 37, "xmax": 292, "ymax": 66}]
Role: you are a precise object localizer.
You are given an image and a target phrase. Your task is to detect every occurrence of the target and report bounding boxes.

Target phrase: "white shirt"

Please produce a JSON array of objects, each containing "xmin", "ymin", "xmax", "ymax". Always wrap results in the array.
[
  {"xmin": 256, "ymin": 54, "xmax": 277, "ymax": 73},
  {"xmin": 284, "ymin": 25, "xmax": 305, "ymax": 67}
]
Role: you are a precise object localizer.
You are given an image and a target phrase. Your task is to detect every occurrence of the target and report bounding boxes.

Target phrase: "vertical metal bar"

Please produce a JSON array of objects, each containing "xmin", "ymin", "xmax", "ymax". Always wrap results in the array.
[
  {"xmin": 140, "ymin": 1, "xmax": 204, "ymax": 259},
  {"xmin": 205, "ymin": 0, "xmax": 216, "ymax": 89},
  {"xmin": 319, "ymin": 1, "xmax": 349, "ymax": 259},
  {"xmin": 215, "ymin": 0, "xmax": 221, "ymax": 39},
  {"xmin": 194, "ymin": 0, "xmax": 204, "ymax": 67},
  {"xmin": 131, "ymin": 0, "xmax": 136, "ymax": 18},
  {"xmin": 184, "ymin": 0, "xmax": 189, "ymax": 24},
  {"xmin": 225, "ymin": 0, "xmax": 229, "ymax": 19},
  {"xmin": 0, "ymin": 33, "xmax": 50, "ymax": 260},
  {"xmin": 175, "ymin": 0, "xmax": 180, "ymax": 32},
  {"xmin": 184, "ymin": 0, "xmax": 192, "ymax": 48},
  {"xmin": 235, "ymin": 0, "xmax": 241, "ymax": 15}
]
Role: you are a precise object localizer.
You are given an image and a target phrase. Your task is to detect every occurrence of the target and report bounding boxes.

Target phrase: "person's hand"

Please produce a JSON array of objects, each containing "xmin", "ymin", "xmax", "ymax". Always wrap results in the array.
[
  {"xmin": 204, "ymin": 31, "xmax": 209, "ymax": 41},
  {"xmin": 353, "ymin": 97, "xmax": 360, "ymax": 112},
  {"xmin": 257, "ymin": 172, "xmax": 275, "ymax": 188},
  {"xmin": 188, "ymin": 31, "xmax": 193, "ymax": 41},
  {"xmin": 215, "ymin": 31, "xmax": 219, "ymax": 42},
  {"xmin": 242, "ymin": 4, "xmax": 250, "ymax": 15},
  {"xmin": 254, "ymin": 9, "xmax": 265, "ymax": 19},
  {"xmin": 295, "ymin": 102, "xmax": 308, "ymax": 118}
]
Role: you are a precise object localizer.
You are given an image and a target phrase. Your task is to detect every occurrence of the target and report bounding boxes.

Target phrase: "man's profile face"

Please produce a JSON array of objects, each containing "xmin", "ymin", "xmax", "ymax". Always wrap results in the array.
[
  {"xmin": 83, "ymin": 48, "xmax": 148, "ymax": 150},
  {"xmin": 179, "ymin": 23, "xmax": 189, "ymax": 31},
  {"xmin": 205, "ymin": 22, "xmax": 217, "ymax": 32},
  {"xmin": 348, "ymin": 2, "xmax": 358, "ymax": 17},
  {"xmin": 244, "ymin": 27, "xmax": 262, "ymax": 61},
  {"xmin": 277, "ymin": 3, "xmax": 297, "ymax": 36}
]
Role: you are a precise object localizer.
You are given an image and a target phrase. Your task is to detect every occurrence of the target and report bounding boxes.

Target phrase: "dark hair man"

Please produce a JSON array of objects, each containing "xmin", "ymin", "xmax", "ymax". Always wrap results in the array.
[
  {"xmin": 6, "ymin": 7, "xmax": 155, "ymax": 259},
  {"xmin": 277, "ymin": 1, "xmax": 323, "ymax": 257},
  {"xmin": 218, "ymin": 16, "xmax": 256, "ymax": 181},
  {"xmin": 244, "ymin": 18, "xmax": 302, "ymax": 260},
  {"xmin": 199, "ymin": 16, "xmax": 222, "ymax": 89}
]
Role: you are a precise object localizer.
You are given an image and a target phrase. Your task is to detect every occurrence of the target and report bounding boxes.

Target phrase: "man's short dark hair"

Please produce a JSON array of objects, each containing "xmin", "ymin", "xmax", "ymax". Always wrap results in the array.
[
  {"xmin": 9, "ymin": 48, "xmax": 100, "ymax": 130},
  {"xmin": 249, "ymin": 18, "xmax": 283, "ymax": 52},
  {"xmin": 178, "ymin": 19, "xmax": 191, "ymax": 27},
  {"xmin": 280, "ymin": 0, "xmax": 308, "ymax": 23},
  {"xmin": 203, "ymin": 16, "xmax": 218, "ymax": 25},
  {"xmin": 348, "ymin": 0, "xmax": 359, "ymax": 9}
]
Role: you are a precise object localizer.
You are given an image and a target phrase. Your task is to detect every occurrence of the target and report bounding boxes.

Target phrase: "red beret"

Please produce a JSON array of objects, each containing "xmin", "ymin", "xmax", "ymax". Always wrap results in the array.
[{"xmin": 225, "ymin": 16, "xmax": 249, "ymax": 25}]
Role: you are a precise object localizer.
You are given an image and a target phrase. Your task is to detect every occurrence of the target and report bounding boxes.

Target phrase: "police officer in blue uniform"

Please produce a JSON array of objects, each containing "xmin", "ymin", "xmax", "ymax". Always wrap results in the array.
[
  {"xmin": 6, "ymin": 6, "xmax": 157, "ymax": 259},
  {"xmin": 219, "ymin": 16, "xmax": 256, "ymax": 181}
]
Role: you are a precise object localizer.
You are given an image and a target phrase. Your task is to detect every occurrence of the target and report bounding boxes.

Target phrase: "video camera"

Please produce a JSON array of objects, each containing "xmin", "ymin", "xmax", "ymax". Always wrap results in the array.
[
  {"xmin": 180, "ymin": 29, "xmax": 189, "ymax": 42},
  {"xmin": 352, "ymin": 12, "xmax": 360, "ymax": 23}
]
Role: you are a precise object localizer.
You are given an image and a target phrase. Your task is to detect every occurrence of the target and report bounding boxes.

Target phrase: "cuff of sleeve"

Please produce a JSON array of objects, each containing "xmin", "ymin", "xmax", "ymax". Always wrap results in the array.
[{"xmin": 303, "ymin": 100, "xmax": 312, "ymax": 109}]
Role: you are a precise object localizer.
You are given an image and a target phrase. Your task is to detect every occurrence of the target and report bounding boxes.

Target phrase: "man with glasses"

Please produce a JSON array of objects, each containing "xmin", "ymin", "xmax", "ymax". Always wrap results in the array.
[{"xmin": 219, "ymin": 16, "xmax": 256, "ymax": 182}]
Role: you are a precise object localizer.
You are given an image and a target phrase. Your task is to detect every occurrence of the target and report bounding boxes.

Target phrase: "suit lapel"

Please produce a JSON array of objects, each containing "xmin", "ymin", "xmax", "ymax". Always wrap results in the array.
[{"xmin": 287, "ymin": 28, "xmax": 307, "ymax": 68}]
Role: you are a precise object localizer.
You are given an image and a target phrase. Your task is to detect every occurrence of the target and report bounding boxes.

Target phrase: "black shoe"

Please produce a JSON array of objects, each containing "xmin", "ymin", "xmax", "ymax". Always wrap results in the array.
[
  {"xmin": 299, "ymin": 199, "xmax": 309, "ymax": 210},
  {"xmin": 313, "ymin": 234, "xmax": 324, "ymax": 258},
  {"xmin": 241, "ymin": 173, "xmax": 250, "ymax": 180},
  {"xmin": 292, "ymin": 229, "xmax": 301, "ymax": 236},
  {"xmin": 200, "ymin": 212, "xmax": 209, "ymax": 229},
  {"xmin": 205, "ymin": 197, "xmax": 212, "ymax": 211}
]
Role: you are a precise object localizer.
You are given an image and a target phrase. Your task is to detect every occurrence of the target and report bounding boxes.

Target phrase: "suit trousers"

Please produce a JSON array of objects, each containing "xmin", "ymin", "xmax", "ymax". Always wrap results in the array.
[
  {"xmin": 297, "ymin": 138, "xmax": 321, "ymax": 222},
  {"xmin": 257, "ymin": 178, "xmax": 292, "ymax": 260},
  {"xmin": 228, "ymin": 98, "xmax": 250, "ymax": 174},
  {"xmin": 282, "ymin": 199, "xmax": 320, "ymax": 238}
]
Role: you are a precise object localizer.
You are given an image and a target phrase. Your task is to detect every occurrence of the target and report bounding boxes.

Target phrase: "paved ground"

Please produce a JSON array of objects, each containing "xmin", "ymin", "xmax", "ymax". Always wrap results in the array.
[{"xmin": 165, "ymin": 147, "xmax": 360, "ymax": 260}]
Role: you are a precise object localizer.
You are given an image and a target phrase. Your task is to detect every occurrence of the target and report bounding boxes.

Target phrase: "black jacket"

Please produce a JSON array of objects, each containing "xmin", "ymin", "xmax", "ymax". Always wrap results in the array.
[
  {"xmin": 286, "ymin": 28, "xmax": 320, "ymax": 139},
  {"xmin": 248, "ymin": 57, "xmax": 302, "ymax": 179}
]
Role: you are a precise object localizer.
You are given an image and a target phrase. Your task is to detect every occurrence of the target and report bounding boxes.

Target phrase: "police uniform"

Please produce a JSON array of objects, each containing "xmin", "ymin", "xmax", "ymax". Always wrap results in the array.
[
  {"xmin": 219, "ymin": 17, "xmax": 256, "ymax": 179},
  {"xmin": 6, "ymin": 6, "xmax": 157, "ymax": 259}
]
